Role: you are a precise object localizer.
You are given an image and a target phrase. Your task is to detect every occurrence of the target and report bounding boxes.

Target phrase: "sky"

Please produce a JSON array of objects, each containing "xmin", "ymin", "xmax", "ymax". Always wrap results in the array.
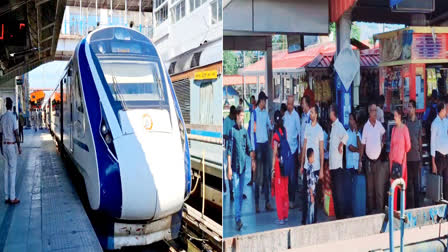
[
  {"xmin": 357, "ymin": 22, "xmax": 405, "ymax": 41},
  {"xmin": 28, "ymin": 61, "xmax": 68, "ymax": 90}
]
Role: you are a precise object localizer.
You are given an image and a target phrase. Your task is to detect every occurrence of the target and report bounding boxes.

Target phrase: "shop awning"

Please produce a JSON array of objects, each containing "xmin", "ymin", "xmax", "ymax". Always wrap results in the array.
[
  {"xmin": 330, "ymin": 0, "xmax": 357, "ymax": 22},
  {"xmin": 223, "ymin": 75, "xmax": 266, "ymax": 86},
  {"xmin": 307, "ymin": 48, "xmax": 380, "ymax": 68}
]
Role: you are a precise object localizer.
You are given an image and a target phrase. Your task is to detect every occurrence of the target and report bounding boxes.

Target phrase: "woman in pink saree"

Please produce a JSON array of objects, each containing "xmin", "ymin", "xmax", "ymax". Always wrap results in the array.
[{"xmin": 389, "ymin": 107, "xmax": 411, "ymax": 211}]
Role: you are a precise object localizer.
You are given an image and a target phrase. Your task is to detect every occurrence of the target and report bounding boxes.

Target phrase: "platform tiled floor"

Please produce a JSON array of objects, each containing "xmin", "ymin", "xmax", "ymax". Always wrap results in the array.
[
  {"xmin": 0, "ymin": 130, "xmax": 102, "ymax": 252},
  {"xmin": 223, "ymin": 155, "xmax": 334, "ymax": 238}
]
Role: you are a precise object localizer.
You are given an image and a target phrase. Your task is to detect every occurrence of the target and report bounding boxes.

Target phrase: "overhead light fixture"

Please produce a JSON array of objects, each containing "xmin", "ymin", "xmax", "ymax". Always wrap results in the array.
[{"xmin": 9, "ymin": 47, "xmax": 38, "ymax": 57}]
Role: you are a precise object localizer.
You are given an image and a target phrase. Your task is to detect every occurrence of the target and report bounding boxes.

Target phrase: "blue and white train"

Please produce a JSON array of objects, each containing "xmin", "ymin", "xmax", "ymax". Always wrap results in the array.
[{"xmin": 47, "ymin": 26, "xmax": 191, "ymax": 249}]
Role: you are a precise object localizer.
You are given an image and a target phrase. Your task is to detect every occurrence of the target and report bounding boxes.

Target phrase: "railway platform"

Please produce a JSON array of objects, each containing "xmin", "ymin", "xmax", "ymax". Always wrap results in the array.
[{"xmin": 0, "ymin": 130, "xmax": 102, "ymax": 252}]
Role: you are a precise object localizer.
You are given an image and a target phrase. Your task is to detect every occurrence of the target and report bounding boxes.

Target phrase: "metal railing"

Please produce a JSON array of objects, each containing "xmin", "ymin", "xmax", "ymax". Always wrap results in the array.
[{"xmin": 388, "ymin": 178, "xmax": 407, "ymax": 252}]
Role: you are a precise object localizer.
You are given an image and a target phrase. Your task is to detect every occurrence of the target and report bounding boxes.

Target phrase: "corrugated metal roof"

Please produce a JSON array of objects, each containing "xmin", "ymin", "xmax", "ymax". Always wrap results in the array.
[
  {"xmin": 223, "ymin": 75, "xmax": 265, "ymax": 86},
  {"xmin": 307, "ymin": 48, "xmax": 380, "ymax": 68}
]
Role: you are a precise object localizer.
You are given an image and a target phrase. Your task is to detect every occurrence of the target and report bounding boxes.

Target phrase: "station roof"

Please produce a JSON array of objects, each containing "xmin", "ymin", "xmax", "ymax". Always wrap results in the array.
[
  {"xmin": 0, "ymin": 0, "xmax": 66, "ymax": 83},
  {"xmin": 66, "ymin": 0, "xmax": 152, "ymax": 12}
]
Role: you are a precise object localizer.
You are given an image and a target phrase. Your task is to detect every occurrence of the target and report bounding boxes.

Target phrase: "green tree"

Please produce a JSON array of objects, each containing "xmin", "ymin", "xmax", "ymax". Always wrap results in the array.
[
  {"xmin": 329, "ymin": 22, "xmax": 361, "ymax": 41},
  {"xmin": 351, "ymin": 22, "xmax": 361, "ymax": 40},
  {"xmin": 223, "ymin": 51, "xmax": 239, "ymax": 75}
]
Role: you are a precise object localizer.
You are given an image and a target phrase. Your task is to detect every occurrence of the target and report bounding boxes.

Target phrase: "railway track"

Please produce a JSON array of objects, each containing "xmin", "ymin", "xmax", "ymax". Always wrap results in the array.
[{"xmin": 163, "ymin": 203, "xmax": 222, "ymax": 252}]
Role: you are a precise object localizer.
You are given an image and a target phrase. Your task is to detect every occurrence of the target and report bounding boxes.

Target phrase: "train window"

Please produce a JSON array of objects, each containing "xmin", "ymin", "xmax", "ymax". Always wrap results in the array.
[
  {"xmin": 75, "ymin": 74, "xmax": 84, "ymax": 113},
  {"xmin": 168, "ymin": 62, "xmax": 176, "ymax": 75},
  {"xmin": 190, "ymin": 52, "xmax": 202, "ymax": 68},
  {"xmin": 99, "ymin": 60, "xmax": 168, "ymax": 105}
]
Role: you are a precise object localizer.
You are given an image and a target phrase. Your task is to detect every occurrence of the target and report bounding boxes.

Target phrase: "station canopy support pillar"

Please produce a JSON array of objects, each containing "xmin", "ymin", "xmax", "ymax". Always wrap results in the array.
[
  {"xmin": 335, "ymin": 8, "xmax": 354, "ymax": 128},
  {"xmin": 265, "ymin": 40, "xmax": 274, "ymax": 114}
]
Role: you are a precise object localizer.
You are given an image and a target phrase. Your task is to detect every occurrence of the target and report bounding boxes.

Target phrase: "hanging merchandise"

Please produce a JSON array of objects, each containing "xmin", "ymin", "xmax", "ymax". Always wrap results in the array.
[
  {"xmin": 322, "ymin": 79, "xmax": 332, "ymax": 102},
  {"xmin": 427, "ymin": 68, "xmax": 437, "ymax": 97},
  {"xmin": 315, "ymin": 80, "xmax": 322, "ymax": 102}
]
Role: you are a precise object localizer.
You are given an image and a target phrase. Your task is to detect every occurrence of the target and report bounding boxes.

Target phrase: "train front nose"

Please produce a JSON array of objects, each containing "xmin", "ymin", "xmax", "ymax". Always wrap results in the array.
[{"xmin": 113, "ymin": 110, "xmax": 186, "ymax": 220}]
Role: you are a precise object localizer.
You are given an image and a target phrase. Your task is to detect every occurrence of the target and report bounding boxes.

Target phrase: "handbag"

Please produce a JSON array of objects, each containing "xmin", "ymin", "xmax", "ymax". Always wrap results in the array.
[{"xmin": 391, "ymin": 162, "xmax": 402, "ymax": 179}]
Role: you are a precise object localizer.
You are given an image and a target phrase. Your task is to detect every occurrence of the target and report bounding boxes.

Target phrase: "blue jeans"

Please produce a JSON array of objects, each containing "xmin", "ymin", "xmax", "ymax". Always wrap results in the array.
[
  {"xmin": 233, "ymin": 169, "xmax": 245, "ymax": 223},
  {"xmin": 306, "ymin": 194, "xmax": 315, "ymax": 225}
]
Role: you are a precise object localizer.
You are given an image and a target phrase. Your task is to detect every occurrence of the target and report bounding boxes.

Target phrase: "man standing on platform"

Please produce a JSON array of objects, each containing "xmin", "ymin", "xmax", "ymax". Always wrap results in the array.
[
  {"xmin": 0, "ymin": 98, "xmax": 21, "ymax": 204},
  {"xmin": 283, "ymin": 95, "xmax": 301, "ymax": 209},
  {"xmin": 250, "ymin": 91, "xmax": 273, "ymax": 213},
  {"xmin": 228, "ymin": 107, "xmax": 254, "ymax": 231},
  {"xmin": 406, "ymin": 100, "xmax": 423, "ymax": 208},
  {"xmin": 328, "ymin": 104, "xmax": 348, "ymax": 219},
  {"xmin": 431, "ymin": 101, "xmax": 448, "ymax": 198},
  {"xmin": 360, "ymin": 100, "xmax": 386, "ymax": 214},
  {"xmin": 223, "ymin": 106, "xmax": 236, "ymax": 200}
]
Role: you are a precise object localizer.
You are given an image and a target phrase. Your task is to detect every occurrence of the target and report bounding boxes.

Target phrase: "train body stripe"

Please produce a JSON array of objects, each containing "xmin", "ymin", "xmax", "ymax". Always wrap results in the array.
[{"xmin": 78, "ymin": 39, "xmax": 123, "ymax": 218}]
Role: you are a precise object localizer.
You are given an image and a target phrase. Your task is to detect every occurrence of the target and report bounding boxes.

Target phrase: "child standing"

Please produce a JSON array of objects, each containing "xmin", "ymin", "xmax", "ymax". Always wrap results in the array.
[{"xmin": 306, "ymin": 148, "xmax": 319, "ymax": 224}]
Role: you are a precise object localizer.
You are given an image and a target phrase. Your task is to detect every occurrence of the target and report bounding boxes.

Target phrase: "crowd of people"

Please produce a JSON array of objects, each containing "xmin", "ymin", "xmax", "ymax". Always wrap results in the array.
[{"xmin": 224, "ymin": 90, "xmax": 448, "ymax": 231}]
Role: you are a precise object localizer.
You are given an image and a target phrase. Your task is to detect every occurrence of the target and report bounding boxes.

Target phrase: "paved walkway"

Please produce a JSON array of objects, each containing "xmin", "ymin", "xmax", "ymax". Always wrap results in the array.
[
  {"xmin": 0, "ymin": 130, "xmax": 102, "ymax": 252},
  {"xmin": 223, "ymin": 156, "xmax": 333, "ymax": 238}
]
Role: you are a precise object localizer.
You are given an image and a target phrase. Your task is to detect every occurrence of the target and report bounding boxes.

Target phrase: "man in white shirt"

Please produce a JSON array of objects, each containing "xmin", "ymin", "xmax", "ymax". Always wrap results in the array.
[
  {"xmin": 300, "ymin": 104, "xmax": 324, "ymax": 224},
  {"xmin": 360, "ymin": 101, "xmax": 386, "ymax": 214},
  {"xmin": 0, "ymin": 98, "xmax": 22, "ymax": 204},
  {"xmin": 283, "ymin": 95, "xmax": 301, "ymax": 208},
  {"xmin": 328, "ymin": 104, "xmax": 348, "ymax": 219},
  {"xmin": 431, "ymin": 102, "xmax": 448, "ymax": 198}
]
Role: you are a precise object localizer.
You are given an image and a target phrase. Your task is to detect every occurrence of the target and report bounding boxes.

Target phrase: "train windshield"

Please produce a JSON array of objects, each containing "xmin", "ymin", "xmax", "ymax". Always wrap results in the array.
[{"xmin": 99, "ymin": 59, "xmax": 167, "ymax": 106}]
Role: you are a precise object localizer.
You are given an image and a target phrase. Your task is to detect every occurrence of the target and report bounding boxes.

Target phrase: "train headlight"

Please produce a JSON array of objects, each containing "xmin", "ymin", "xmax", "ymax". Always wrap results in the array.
[
  {"xmin": 101, "ymin": 124, "xmax": 109, "ymax": 135},
  {"xmin": 99, "ymin": 104, "xmax": 117, "ymax": 159},
  {"xmin": 105, "ymin": 133, "xmax": 112, "ymax": 144}
]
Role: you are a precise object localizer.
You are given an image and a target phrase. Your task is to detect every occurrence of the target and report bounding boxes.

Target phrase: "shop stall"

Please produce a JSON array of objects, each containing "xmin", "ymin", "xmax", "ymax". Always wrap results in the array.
[
  {"xmin": 375, "ymin": 27, "xmax": 448, "ymax": 114},
  {"xmin": 375, "ymin": 27, "xmax": 448, "ymax": 169}
]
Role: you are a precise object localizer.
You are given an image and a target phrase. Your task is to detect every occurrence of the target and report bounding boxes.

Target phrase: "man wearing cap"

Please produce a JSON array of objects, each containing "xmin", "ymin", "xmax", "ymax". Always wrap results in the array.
[
  {"xmin": 250, "ymin": 91, "xmax": 274, "ymax": 213},
  {"xmin": 0, "ymin": 97, "xmax": 22, "ymax": 204}
]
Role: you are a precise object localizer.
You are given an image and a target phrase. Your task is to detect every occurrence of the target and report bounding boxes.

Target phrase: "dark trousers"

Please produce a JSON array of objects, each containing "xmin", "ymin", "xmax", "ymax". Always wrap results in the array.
[
  {"xmin": 19, "ymin": 126, "xmax": 23, "ymax": 143},
  {"xmin": 301, "ymin": 171, "xmax": 318, "ymax": 224},
  {"xmin": 366, "ymin": 158, "xmax": 388, "ymax": 213},
  {"xmin": 255, "ymin": 142, "xmax": 271, "ymax": 206},
  {"xmin": 330, "ymin": 168, "xmax": 345, "ymax": 219},
  {"xmin": 288, "ymin": 150, "xmax": 298, "ymax": 204},
  {"xmin": 436, "ymin": 152, "xmax": 448, "ymax": 199},
  {"xmin": 407, "ymin": 161, "xmax": 421, "ymax": 209}
]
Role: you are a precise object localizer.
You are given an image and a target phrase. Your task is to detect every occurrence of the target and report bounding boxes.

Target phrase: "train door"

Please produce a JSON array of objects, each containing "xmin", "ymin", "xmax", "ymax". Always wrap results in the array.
[{"xmin": 69, "ymin": 67, "xmax": 74, "ymax": 152}]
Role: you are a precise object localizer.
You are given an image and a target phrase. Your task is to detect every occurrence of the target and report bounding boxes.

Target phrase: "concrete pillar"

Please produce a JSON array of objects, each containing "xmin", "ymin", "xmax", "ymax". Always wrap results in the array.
[
  {"xmin": 335, "ymin": 8, "xmax": 353, "ymax": 128},
  {"xmin": 265, "ymin": 37, "xmax": 273, "ymax": 113}
]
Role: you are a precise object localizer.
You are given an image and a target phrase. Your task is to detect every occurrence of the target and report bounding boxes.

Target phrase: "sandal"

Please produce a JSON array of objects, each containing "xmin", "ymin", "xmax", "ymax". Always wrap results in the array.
[{"xmin": 9, "ymin": 199, "xmax": 20, "ymax": 204}]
